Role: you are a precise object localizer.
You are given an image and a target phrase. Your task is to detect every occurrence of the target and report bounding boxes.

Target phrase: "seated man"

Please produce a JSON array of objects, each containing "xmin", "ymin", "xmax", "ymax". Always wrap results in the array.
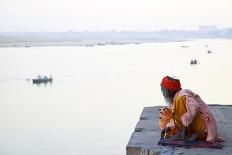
[{"xmin": 159, "ymin": 76, "xmax": 219, "ymax": 142}]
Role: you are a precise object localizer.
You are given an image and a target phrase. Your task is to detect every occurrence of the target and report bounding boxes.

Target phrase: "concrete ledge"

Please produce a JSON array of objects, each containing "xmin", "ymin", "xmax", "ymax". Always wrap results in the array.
[{"xmin": 126, "ymin": 105, "xmax": 232, "ymax": 155}]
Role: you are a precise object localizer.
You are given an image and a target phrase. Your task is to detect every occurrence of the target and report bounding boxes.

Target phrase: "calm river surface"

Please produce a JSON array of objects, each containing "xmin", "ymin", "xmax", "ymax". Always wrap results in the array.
[{"xmin": 0, "ymin": 39, "xmax": 232, "ymax": 155}]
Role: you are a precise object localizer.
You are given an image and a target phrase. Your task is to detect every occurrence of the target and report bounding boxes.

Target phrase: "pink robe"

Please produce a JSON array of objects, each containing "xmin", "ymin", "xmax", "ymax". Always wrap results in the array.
[{"xmin": 167, "ymin": 89, "xmax": 219, "ymax": 142}]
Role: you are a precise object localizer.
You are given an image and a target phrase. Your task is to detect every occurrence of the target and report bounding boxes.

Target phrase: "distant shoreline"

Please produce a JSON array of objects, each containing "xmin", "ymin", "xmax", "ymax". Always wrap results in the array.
[
  {"xmin": 1, "ymin": 29, "xmax": 231, "ymax": 47},
  {"xmin": 1, "ymin": 38, "xmax": 232, "ymax": 48},
  {"xmin": 0, "ymin": 38, "xmax": 186, "ymax": 48}
]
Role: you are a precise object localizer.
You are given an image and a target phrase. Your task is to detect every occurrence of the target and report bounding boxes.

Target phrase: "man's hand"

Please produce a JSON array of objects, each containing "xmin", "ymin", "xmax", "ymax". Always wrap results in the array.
[{"xmin": 161, "ymin": 127, "xmax": 171, "ymax": 138}]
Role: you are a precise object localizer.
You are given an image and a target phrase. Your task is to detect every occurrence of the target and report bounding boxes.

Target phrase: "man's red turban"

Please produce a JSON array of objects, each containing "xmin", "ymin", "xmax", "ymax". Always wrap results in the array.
[{"xmin": 161, "ymin": 76, "xmax": 181, "ymax": 91}]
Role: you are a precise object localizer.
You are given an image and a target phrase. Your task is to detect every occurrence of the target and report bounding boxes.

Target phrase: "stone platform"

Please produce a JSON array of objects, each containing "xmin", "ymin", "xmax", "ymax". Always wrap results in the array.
[{"xmin": 126, "ymin": 105, "xmax": 232, "ymax": 155}]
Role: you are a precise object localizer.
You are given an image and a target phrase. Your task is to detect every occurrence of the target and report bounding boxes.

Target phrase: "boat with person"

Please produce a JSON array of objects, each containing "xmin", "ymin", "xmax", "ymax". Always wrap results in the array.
[
  {"xmin": 190, "ymin": 59, "xmax": 198, "ymax": 65},
  {"xmin": 32, "ymin": 75, "xmax": 53, "ymax": 84}
]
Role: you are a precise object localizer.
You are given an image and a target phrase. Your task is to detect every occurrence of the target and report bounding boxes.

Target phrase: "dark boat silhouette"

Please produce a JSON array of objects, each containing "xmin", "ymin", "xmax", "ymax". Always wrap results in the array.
[
  {"xmin": 190, "ymin": 59, "xmax": 198, "ymax": 65},
  {"xmin": 207, "ymin": 50, "xmax": 212, "ymax": 54},
  {"xmin": 32, "ymin": 75, "xmax": 53, "ymax": 84}
]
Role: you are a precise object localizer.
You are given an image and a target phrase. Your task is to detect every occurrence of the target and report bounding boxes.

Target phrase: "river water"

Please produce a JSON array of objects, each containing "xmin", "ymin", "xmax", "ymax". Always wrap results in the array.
[{"xmin": 0, "ymin": 39, "xmax": 232, "ymax": 155}]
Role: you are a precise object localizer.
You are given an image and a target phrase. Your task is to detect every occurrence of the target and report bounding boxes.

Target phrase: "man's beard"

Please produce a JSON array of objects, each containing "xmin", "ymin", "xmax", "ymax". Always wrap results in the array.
[{"xmin": 164, "ymin": 96, "xmax": 173, "ymax": 106}]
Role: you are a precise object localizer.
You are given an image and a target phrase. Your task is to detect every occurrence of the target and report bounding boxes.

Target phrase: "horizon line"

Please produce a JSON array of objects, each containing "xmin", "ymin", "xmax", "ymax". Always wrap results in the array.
[{"xmin": 0, "ymin": 27, "xmax": 232, "ymax": 33}]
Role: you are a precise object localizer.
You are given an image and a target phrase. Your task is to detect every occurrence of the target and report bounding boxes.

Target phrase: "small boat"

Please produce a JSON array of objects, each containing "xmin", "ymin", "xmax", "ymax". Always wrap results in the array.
[
  {"xmin": 207, "ymin": 50, "xmax": 212, "ymax": 54},
  {"xmin": 32, "ymin": 78, "xmax": 52, "ymax": 84},
  {"xmin": 190, "ymin": 59, "xmax": 198, "ymax": 65},
  {"xmin": 181, "ymin": 45, "xmax": 189, "ymax": 48},
  {"xmin": 32, "ymin": 75, "xmax": 53, "ymax": 84}
]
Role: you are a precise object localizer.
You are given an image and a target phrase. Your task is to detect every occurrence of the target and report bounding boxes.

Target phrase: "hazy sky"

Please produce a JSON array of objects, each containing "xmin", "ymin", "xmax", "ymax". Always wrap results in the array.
[{"xmin": 0, "ymin": 0, "xmax": 232, "ymax": 31}]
